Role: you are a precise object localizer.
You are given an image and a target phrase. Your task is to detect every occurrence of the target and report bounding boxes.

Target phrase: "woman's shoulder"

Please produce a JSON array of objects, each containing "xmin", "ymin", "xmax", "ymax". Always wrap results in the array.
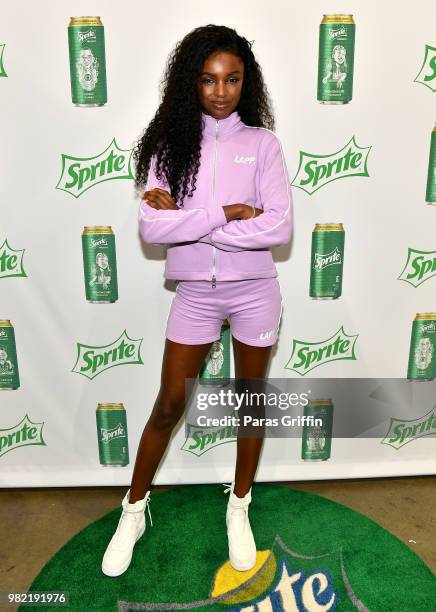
[{"xmin": 240, "ymin": 124, "xmax": 283, "ymax": 156}]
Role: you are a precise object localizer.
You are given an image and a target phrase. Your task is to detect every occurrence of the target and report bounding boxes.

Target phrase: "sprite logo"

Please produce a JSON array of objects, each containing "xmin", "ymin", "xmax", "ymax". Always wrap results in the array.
[
  {"xmin": 414, "ymin": 44, "xmax": 436, "ymax": 92},
  {"xmin": 78, "ymin": 29, "xmax": 96, "ymax": 43},
  {"xmin": 422, "ymin": 322, "xmax": 436, "ymax": 333},
  {"xmin": 121, "ymin": 534, "xmax": 371, "ymax": 611},
  {"xmin": 285, "ymin": 326, "xmax": 358, "ymax": 376},
  {"xmin": 56, "ymin": 138, "xmax": 134, "ymax": 198},
  {"xmin": 0, "ymin": 239, "xmax": 27, "ymax": 279},
  {"xmin": 181, "ymin": 424, "xmax": 237, "ymax": 456},
  {"xmin": 291, "ymin": 136, "xmax": 371, "ymax": 195},
  {"xmin": 0, "ymin": 415, "xmax": 46, "ymax": 459},
  {"xmin": 329, "ymin": 26, "xmax": 346, "ymax": 40},
  {"xmin": 382, "ymin": 407, "xmax": 436, "ymax": 449},
  {"xmin": 72, "ymin": 329, "xmax": 143, "ymax": 380},
  {"xmin": 398, "ymin": 248, "xmax": 436, "ymax": 287},
  {"xmin": 314, "ymin": 246, "xmax": 342, "ymax": 271},
  {"xmin": 0, "ymin": 44, "xmax": 7, "ymax": 77},
  {"xmin": 91, "ymin": 237, "xmax": 108, "ymax": 247},
  {"xmin": 100, "ymin": 423, "xmax": 126, "ymax": 444}
]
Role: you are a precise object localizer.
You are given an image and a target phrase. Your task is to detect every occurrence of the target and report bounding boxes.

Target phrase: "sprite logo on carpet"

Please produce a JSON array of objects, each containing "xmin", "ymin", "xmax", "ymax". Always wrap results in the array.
[
  {"xmin": 285, "ymin": 326, "xmax": 358, "ymax": 376},
  {"xmin": 0, "ymin": 44, "xmax": 7, "ymax": 77},
  {"xmin": 382, "ymin": 406, "xmax": 436, "ymax": 449},
  {"xmin": 56, "ymin": 138, "xmax": 134, "ymax": 198},
  {"xmin": 414, "ymin": 44, "xmax": 436, "ymax": 92},
  {"xmin": 0, "ymin": 415, "xmax": 46, "ymax": 458},
  {"xmin": 118, "ymin": 534, "xmax": 371, "ymax": 611},
  {"xmin": 0, "ymin": 239, "xmax": 27, "ymax": 279},
  {"xmin": 398, "ymin": 248, "xmax": 436, "ymax": 287},
  {"xmin": 72, "ymin": 330, "xmax": 143, "ymax": 380},
  {"xmin": 291, "ymin": 136, "xmax": 371, "ymax": 195}
]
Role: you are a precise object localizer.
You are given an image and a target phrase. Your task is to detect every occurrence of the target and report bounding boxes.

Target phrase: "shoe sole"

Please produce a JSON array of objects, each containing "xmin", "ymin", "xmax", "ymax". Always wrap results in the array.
[
  {"xmin": 229, "ymin": 557, "xmax": 257, "ymax": 572},
  {"xmin": 101, "ymin": 525, "xmax": 145, "ymax": 577}
]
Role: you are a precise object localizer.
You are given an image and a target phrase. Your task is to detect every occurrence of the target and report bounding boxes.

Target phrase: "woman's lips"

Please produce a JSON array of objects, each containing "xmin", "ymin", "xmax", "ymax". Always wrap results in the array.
[{"xmin": 212, "ymin": 102, "xmax": 229, "ymax": 109}]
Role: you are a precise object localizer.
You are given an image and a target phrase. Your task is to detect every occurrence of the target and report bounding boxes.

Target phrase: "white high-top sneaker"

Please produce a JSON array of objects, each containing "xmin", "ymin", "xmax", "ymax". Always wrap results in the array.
[
  {"xmin": 223, "ymin": 482, "xmax": 257, "ymax": 571},
  {"xmin": 101, "ymin": 488, "xmax": 153, "ymax": 577}
]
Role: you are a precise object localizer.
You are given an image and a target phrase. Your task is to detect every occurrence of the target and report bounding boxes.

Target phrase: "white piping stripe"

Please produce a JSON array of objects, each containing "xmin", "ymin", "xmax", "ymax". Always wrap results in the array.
[
  {"xmin": 275, "ymin": 276, "xmax": 284, "ymax": 335},
  {"xmin": 214, "ymin": 128, "xmax": 292, "ymax": 240}
]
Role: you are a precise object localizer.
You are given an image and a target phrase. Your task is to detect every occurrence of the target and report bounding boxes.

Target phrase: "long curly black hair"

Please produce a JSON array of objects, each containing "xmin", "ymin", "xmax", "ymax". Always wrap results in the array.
[{"xmin": 133, "ymin": 24, "xmax": 275, "ymax": 206}]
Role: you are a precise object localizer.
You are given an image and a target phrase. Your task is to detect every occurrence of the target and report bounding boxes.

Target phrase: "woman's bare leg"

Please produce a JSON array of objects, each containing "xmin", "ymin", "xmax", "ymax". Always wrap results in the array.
[
  {"xmin": 232, "ymin": 336, "xmax": 272, "ymax": 498},
  {"xmin": 129, "ymin": 338, "xmax": 213, "ymax": 503}
]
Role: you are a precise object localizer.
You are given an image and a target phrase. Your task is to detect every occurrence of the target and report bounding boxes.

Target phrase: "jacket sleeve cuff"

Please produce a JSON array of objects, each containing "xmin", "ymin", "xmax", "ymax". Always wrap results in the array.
[{"xmin": 207, "ymin": 206, "xmax": 227, "ymax": 230}]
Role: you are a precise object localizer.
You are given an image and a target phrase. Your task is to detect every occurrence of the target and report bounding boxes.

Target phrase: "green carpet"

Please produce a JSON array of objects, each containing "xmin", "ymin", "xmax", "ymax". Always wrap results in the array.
[{"xmin": 20, "ymin": 484, "xmax": 435, "ymax": 611}]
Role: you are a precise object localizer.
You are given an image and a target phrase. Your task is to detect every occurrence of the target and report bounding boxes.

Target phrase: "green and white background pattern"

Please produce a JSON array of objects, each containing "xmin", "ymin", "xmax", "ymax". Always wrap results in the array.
[{"xmin": 1, "ymin": 0, "xmax": 435, "ymax": 486}]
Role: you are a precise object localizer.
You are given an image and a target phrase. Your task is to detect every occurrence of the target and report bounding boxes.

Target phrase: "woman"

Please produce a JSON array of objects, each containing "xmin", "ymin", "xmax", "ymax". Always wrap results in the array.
[{"xmin": 102, "ymin": 24, "xmax": 293, "ymax": 577}]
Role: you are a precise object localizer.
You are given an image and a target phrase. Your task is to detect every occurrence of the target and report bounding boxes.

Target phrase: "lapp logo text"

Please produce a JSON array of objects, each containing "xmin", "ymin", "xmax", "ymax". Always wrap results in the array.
[
  {"xmin": 72, "ymin": 330, "xmax": 143, "ymax": 380},
  {"xmin": 291, "ymin": 136, "xmax": 371, "ymax": 195},
  {"xmin": 56, "ymin": 138, "xmax": 134, "ymax": 198},
  {"xmin": 285, "ymin": 325, "xmax": 358, "ymax": 376},
  {"xmin": 234, "ymin": 155, "xmax": 256, "ymax": 165}
]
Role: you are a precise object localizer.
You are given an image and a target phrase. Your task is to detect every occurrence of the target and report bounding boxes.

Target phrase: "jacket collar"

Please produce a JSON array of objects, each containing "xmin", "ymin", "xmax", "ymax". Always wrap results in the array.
[{"xmin": 201, "ymin": 109, "xmax": 243, "ymax": 137}]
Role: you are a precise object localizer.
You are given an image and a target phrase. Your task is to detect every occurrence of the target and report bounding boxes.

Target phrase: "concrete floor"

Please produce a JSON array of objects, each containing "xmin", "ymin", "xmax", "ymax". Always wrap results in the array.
[{"xmin": 1, "ymin": 476, "xmax": 435, "ymax": 606}]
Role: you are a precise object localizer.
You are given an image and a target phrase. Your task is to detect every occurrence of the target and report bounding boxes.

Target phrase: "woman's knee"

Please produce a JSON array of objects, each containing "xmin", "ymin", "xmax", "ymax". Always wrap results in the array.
[{"xmin": 149, "ymin": 394, "xmax": 185, "ymax": 431}]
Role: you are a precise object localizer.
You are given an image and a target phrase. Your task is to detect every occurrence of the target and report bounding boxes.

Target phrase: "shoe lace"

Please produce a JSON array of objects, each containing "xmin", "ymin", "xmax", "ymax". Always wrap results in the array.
[
  {"xmin": 222, "ymin": 482, "xmax": 232, "ymax": 494},
  {"xmin": 222, "ymin": 483, "xmax": 251, "ymax": 541}
]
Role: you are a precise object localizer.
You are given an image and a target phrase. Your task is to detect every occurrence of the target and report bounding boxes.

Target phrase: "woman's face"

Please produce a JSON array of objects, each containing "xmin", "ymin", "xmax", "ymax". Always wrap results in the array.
[{"xmin": 197, "ymin": 51, "xmax": 244, "ymax": 119}]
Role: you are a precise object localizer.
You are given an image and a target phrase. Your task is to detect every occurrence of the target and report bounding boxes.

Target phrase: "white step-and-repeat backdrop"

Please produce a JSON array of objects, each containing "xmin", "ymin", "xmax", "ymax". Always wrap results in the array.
[{"xmin": 1, "ymin": 0, "xmax": 435, "ymax": 486}]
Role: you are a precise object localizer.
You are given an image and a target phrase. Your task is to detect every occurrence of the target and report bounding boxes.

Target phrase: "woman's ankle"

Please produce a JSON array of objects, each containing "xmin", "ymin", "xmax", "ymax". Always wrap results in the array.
[{"xmin": 128, "ymin": 487, "xmax": 151, "ymax": 504}]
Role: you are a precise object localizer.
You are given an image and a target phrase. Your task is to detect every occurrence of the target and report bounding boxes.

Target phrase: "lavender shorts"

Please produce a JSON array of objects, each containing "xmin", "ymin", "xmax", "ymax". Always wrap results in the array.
[{"xmin": 165, "ymin": 277, "xmax": 283, "ymax": 347}]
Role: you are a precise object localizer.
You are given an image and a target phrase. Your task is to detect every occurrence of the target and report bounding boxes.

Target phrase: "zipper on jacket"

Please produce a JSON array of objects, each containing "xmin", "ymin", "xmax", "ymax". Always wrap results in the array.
[{"xmin": 211, "ymin": 119, "xmax": 219, "ymax": 288}]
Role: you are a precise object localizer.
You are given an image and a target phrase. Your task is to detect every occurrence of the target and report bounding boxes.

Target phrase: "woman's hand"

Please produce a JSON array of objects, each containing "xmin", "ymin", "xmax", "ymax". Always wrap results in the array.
[
  {"xmin": 239, "ymin": 204, "xmax": 263, "ymax": 220},
  {"xmin": 142, "ymin": 188, "xmax": 179, "ymax": 210},
  {"xmin": 223, "ymin": 204, "xmax": 263, "ymax": 221}
]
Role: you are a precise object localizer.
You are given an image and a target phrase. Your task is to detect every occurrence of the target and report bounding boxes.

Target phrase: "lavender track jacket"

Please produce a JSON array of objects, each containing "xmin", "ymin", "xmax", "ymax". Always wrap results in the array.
[{"xmin": 138, "ymin": 110, "xmax": 293, "ymax": 284}]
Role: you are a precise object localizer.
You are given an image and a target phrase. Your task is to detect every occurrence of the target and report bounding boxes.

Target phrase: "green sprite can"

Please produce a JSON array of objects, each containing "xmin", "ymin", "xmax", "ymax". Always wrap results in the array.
[
  {"xmin": 68, "ymin": 16, "xmax": 107, "ymax": 106},
  {"xmin": 82, "ymin": 226, "xmax": 118, "ymax": 303},
  {"xmin": 407, "ymin": 313, "xmax": 436, "ymax": 381},
  {"xmin": 310, "ymin": 224, "xmax": 344, "ymax": 299},
  {"xmin": 301, "ymin": 399, "xmax": 333, "ymax": 461},
  {"xmin": 199, "ymin": 319, "xmax": 231, "ymax": 385},
  {"xmin": 96, "ymin": 403, "xmax": 129, "ymax": 466},
  {"xmin": 426, "ymin": 124, "xmax": 436, "ymax": 204},
  {"xmin": 317, "ymin": 15, "xmax": 355, "ymax": 104},
  {"xmin": 0, "ymin": 320, "xmax": 20, "ymax": 390}
]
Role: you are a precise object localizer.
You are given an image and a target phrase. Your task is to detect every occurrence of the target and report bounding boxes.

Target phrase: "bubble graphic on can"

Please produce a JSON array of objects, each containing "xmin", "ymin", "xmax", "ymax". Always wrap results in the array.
[
  {"xmin": 301, "ymin": 399, "xmax": 333, "ymax": 461},
  {"xmin": 0, "ymin": 320, "xmax": 20, "ymax": 390},
  {"xmin": 310, "ymin": 224, "xmax": 345, "ymax": 299},
  {"xmin": 82, "ymin": 227, "xmax": 118, "ymax": 303},
  {"xmin": 317, "ymin": 15, "xmax": 355, "ymax": 104},
  {"xmin": 407, "ymin": 313, "xmax": 436, "ymax": 381},
  {"xmin": 199, "ymin": 320, "xmax": 231, "ymax": 385},
  {"xmin": 426, "ymin": 124, "xmax": 436, "ymax": 205},
  {"xmin": 96, "ymin": 403, "xmax": 129, "ymax": 466},
  {"xmin": 68, "ymin": 16, "xmax": 107, "ymax": 106}
]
